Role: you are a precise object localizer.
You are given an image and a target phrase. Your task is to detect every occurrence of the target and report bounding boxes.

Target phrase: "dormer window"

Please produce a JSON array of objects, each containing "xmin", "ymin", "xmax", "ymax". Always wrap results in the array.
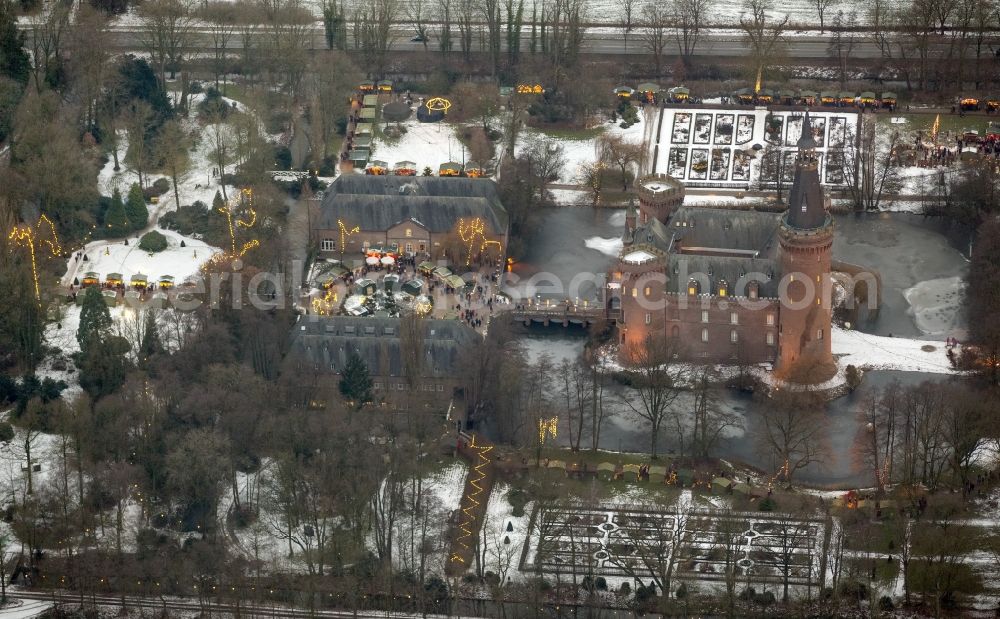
[
  {"xmin": 718, "ymin": 279, "xmax": 727, "ymax": 297},
  {"xmin": 748, "ymin": 282, "xmax": 759, "ymax": 300},
  {"xmin": 688, "ymin": 280, "xmax": 699, "ymax": 295}
]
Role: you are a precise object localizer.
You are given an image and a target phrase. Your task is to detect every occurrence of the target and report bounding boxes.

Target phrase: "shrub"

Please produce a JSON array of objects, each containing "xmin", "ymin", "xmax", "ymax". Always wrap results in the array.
[
  {"xmin": 198, "ymin": 87, "xmax": 232, "ymax": 120},
  {"xmin": 0, "ymin": 422, "xmax": 13, "ymax": 444},
  {"xmin": 758, "ymin": 496, "xmax": 776, "ymax": 512},
  {"xmin": 879, "ymin": 596, "xmax": 894, "ymax": 611},
  {"xmin": 139, "ymin": 230, "xmax": 168, "ymax": 253},
  {"xmin": 506, "ymin": 487, "xmax": 528, "ymax": 517},
  {"xmin": 189, "ymin": 81, "xmax": 203, "ymax": 94},
  {"xmin": 845, "ymin": 364, "xmax": 862, "ymax": 391},
  {"xmin": 595, "ymin": 576, "xmax": 607, "ymax": 590}
]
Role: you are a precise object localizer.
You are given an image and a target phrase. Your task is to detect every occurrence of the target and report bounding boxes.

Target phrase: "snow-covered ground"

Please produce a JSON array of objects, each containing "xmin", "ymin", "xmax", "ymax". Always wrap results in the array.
[
  {"xmin": 651, "ymin": 108, "xmax": 858, "ymax": 188},
  {"xmin": 831, "ymin": 327, "xmax": 955, "ymax": 374},
  {"xmin": 0, "ymin": 599, "xmax": 54, "ymax": 619}
]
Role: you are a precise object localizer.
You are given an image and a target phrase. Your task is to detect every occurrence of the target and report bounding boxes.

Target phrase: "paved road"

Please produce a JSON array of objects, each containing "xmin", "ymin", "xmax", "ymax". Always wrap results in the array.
[{"xmin": 97, "ymin": 23, "xmax": 946, "ymax": 61}]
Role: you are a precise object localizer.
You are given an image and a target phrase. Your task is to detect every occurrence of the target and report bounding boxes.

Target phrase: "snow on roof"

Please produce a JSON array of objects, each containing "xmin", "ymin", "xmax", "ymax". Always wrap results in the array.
[{"xmin": 622, "ymin": 250, "xmax": 656, "ymax": 264}]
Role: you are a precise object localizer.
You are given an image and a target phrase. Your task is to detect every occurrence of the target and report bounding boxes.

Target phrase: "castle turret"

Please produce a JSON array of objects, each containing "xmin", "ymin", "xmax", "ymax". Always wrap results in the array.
[
  {"xmin": 636, "ymin": 173, "xmax": 684, "ymax": 225},
  {"xmin": 777, "ymin": 111, "xmax": 837, "ymax": 383},
  {"xmin": 625, "ymin": 197, "xmax": 637, "ymax": 236}
]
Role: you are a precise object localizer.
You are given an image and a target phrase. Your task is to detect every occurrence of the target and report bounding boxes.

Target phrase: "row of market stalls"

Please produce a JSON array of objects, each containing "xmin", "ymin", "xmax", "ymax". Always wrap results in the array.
[
  {"xmin": 79, "ymin": 271, "xmax": 176, "ymax": 291},
  {"xmin": 615, "ymin": 83, "xmax": 691, "ymax": 104},
  {"xmin": 730, "ymin": 88, "xmax": 897, "ymax": 108},
  {"xmin": 958, "ymin": 95, "xmax": 1000, "ymax": 111},
  {"xmin": 537, "ymin": 459, "xmax": 755, "ymax": 492},
  {"xmin": 358, "ymin": 80, "xmax": 394, "ymax": 94},
  {"xmin": 363, "ymin": 160, "xmax": 486, "ymax": 177}
]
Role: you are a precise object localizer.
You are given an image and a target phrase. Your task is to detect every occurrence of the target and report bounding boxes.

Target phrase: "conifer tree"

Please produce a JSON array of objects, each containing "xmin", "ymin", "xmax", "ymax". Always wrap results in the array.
[
  {"xmin": 125, "ymin": 183, "xmax": 148, "ymax": 231},
  {"xmin": 105, "ymin": 188, "xmax": 129, "ymax": 236},
  {"xmin": 76, "ymin": 286, "xmax": 112, "ymax": 353},
  {"xmin": 339, "ymin": 349, "xmax": 373, "ymax": 407}
]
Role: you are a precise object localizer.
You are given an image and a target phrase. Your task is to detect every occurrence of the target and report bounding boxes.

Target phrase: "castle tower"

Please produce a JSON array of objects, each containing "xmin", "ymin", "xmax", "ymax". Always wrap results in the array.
[
  {"xmin": 777, "ymin": 111, "xmax": 837, "ymax": 383},
  {"xmin": 635, "ymin": 173, "xmax": 684, "ymax": 225}
]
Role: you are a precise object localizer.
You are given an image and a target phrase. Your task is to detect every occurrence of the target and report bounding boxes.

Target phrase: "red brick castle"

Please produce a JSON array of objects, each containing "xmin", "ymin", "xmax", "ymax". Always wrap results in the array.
[{"xmin": 610, "ymin": 111, "xmax": 836, "ymax": 382}]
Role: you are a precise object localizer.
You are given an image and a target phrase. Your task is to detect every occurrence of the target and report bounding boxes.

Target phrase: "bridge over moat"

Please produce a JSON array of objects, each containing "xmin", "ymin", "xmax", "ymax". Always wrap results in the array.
[{"xmin": 507, "ymin": 303, "xmax": 619, "ymax": 328}]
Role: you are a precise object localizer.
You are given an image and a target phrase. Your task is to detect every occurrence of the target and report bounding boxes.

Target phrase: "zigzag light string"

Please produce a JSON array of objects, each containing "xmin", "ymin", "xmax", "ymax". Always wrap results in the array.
[
  {"xmin": 457, "ymin": 217, "xmax": 502, "ymax": 266},
  {"xmin": 450, "ymin": 435, "xmax": 493, "ymax": 565},
  {"xmin": 8, "ymin": 214, "xmax": 63, "ymax": 301},
  {"xmin": 218, "ymin": 188, "xmax": 259, "ymax": 258}
]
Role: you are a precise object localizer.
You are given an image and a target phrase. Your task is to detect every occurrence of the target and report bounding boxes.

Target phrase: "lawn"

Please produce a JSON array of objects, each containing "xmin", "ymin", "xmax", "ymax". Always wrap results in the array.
[{"xmin": 532, "ymin": 125, "xmax": 608, "ymax": 141}]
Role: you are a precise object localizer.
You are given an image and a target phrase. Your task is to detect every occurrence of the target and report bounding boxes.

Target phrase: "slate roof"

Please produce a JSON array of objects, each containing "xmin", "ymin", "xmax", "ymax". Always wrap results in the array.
[
  {"xmin": 288, "ymin": 315, "xmax": 480, "ymax": 379},
  {"xmin": 666, "ymin": 254, "xmax": 783, "ymax": 298},
  {"xmin": 667, "ymin": 207, "xmax": 781, "ymax": 256},
  {"xmin": 318, "ymin": 175, "xmax": 509, "ymax": 234}
]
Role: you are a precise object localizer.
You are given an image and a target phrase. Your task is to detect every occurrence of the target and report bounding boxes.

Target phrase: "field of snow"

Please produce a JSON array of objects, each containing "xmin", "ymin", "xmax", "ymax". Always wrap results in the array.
[
  {"xmin": 831, "ymin": 327, "xmax": 955, "ymax": 374},
  {"xmin": 369, "ymin": 119, "xmax": 468, "ymax": 172},
  {"xmin": 651, "ymin": 108, "xmax": 858, "ymax": 188},
  {"xmin": 63, "ymin": 228, "xmax": 222, "ymax": 289}
]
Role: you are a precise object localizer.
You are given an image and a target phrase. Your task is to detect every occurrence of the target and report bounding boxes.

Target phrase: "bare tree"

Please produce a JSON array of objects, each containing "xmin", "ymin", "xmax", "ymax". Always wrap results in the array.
[
  {"xmin": 641, "ymin": 0, "xmax": 670, "ymax": 75},
  {"xmin": 139, "ymin": 0, "xmax": 194, "ymax": 89},
  {"xmin": 813, "ymin": 0, "xmax": 835, "ymax": 32},
  {"xmin": 407, "ymin": 0, "xmax": 431, "ymax": 50},
  {"xmin": 755, "ymin": 387, "xmax": 830, "ymax": 485},
  {"xmin": 158, "ymin": 119, "xmax": 191, "ymax": 208},
  {"xmin": 739, "ymin": 0, "xmax": 788, "ymax": 90},
  {"xmin": 621, "ymin": 334, "xmax": 688, "ymax": 459},
  {"xmin": 201, "ymin": 2, "xmax": 239, "ymax": 89},
  {"xmin": 672, "ymin": 0, "xmax": 711, "ymax": 63},
  {"xmin": 606, "ymin": 496, "xmax": 692, "ymax": 597},
  {"xmin": 599, "ymin": 133, "xmax": 645, "ymax": 192},
  {"xmin": 206, "ymin": 109, "xmax": 234, "ymax": 200},
  {"xmin": 357, "ymin": 0, "xmax": 400, "ymax": 77},
  {"xmin": 842, "ymin": 118, "xmax": 902, "ymax": 213},
  {"xmin": 123, "ymin": 100, "xmax": 155, "ymax": 189},
  {"xmin": 687, "ymin": 365, "xmax": 742, "ymax": 459},
  {"xmin": 827, "ymin": 10, "xmax": 859, "ymax": 88},
  {"xmin": 617, "ymin": 0, "xmax": 638, "ymax": 53}
]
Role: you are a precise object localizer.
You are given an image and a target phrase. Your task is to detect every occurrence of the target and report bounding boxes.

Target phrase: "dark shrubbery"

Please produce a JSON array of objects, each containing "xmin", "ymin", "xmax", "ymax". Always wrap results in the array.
[{"xmin": 139, "ymin": 230, "xmax": 168, "ymax": 253}]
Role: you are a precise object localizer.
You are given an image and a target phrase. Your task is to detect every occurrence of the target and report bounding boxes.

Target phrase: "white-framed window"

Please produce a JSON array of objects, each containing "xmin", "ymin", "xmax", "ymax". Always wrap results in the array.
[
  {"xmin": 321, "ymin": 239, "xmax": 335, "ymax": 251},
  {"xmin": 730, "ymin": 329, "xmax": 738, "ymax": 343},
  {"xmin": 730, "ymin": 312, "xmax": 738, "ymax": 325},
  {"xmin": 701, "ymin": 310, "xmax": 709, "ymax": 323},
  {"xmin": 405, "ymin": 242, "xmax": 413, "ymax": 254},
  {"xmin": 436, "ymin": 384, "xmax": 444, "ymax": 392},
  {"xmin": 645, "ymin": 313, "xmax": 651, "ymax": 324},
  {"xmin": 817, "ymin": 328, "xmax": 824, "ymax": 340},
  {"xmin": 766, "ymin": 332, "xmax": 775, "ymax": 346},
  {"xmin": 701, "ymin": 328, "xmax": 709, "ymax": 342},
  {"xmin": 749, "ymin": 282, "xmax": 759, "ymax": 300},
  {"xmin": 766, "ymin": 313, "xmax": 775, "ymax": 326}
]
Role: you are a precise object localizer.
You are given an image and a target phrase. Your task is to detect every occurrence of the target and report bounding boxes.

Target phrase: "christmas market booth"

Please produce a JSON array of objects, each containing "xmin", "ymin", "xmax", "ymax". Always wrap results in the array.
[
  {"xmin": 464, "ymin": 162, "xmax": 485, "ymax": 178},
  {"xmin": 355, "ymin": 122, "xmax": 373, "ymax": 136},
  {"xmin": 157, "ymin": 275, "xmax": 175, "ymax": 290},
  {"xmin": 960, "ymin": 95, "xmax": 981, "ymax": 111},
  {"xmin": 362, "ymin": 94, "xmax": 379, "ymax": 108},
  {"xmin": 81, "ymin": 271, "xmax": 100, "ymax": 287},
  {"xmin": 880, "ymin": 92, "xmax": 897, "ymax": 109},
  {"xmin": 102, "ymin": 289, "xmax": 118, "ymax": 306},
  {"xmin": 130, "ymin": 273, "xmax": 148, "ymax": 289},
  {"xmin": 636, "ymin": 82, "xmax": 660, "ymax": 103},
  {"xmin": 382, "ymin": 273, "xmax": 399, "ymax": 292},
  {"xmin": 401, "ymin": 278, "xmax": 424, "ymax": 297},
  {"xmin": 377, "ymin": 79, "xmax": 393, "ymax": 93},
  {"xmin": 988, "ymin": 96, "xmax": 1000, "ymax": 112},
  {"xmin": 779, "ymin": 89, "xmax": 795, "ymax": 105},
  {"xmin": 445, "ymin": 274, "xmax": 467, "ymax": 290},
  {"xmin": 438, "ymin": 162, "xmax": 463, "ymax": 177},
  {"xmin": 352, "ymin": 135, "xmax": 373, "ymax": 149},
  {"xmin": 819, "ymin": 91, "xmax": 837, "ymax": 106},
  {"xmin": 417, "ymin": 261, "xmax": 437, "ymax": 277},
  {"xmin": 348, "ymin": 149, "xmax": 370, "ymax": 167},
  {"xmin": 838, "ymin": 90, "xmax": 856, "ymax": 105},
  {"xmin": 755, "ymin": 89, "xmax": 773, "ymax": 104},
  {"xmin": 613, "ymin": 86, "xmax": 634, "ymax": 99},
  {"xmin": 596, "ymin": 462, "xmax": 615, "ymax": 481},
  {"xmin": 859, "ymin": 91, "xmax": 877, "ymax": 106},
  {"xmin": 359, "ymin": 107, "xmax": 377, "ymax": 121},
  {"xmin": 366, "ymin": 160, "xmax": 389, "ymax": 175},
  {"xmin": 393, "ymin": 160, "xmax": 417, "ymax": 176},
  {"xmin": 733, "ymin": 88, "xmax": 753, "ymax": 104},
  {"xmin": 359, "ymin": 80, "xmax": 375, "ymax": 93},
  {"xmin": 668, "ymin": 86, "xmax": 690, "ymax": 103},
  {"xmin": 432, "ymin": 265, "xmax": 453, "ymax": 281},
  {"xmin": 104, "ymin": 272, "xmax": 123, "ymax": 287},
  {"xmin": 799, "ymin": 90, "xmax": 818, "ymax": 106},
  {"xmin": 354, "ymin": 278, "xmax": 377, "ymax": 296}
]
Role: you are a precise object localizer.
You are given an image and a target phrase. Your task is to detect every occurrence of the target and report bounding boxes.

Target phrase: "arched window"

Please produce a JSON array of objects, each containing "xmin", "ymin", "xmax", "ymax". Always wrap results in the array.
[
  {"xmin": 688, "ymin": 279, "xmax": 699, "ymax": 295},
  {"xmin": 671, "ymin": 325, "xmax": 680, "ymax": 339},
  {"xmin": 748, "ymin": 282, "xmax": 759, "ymax": 300},
  {"xmin": 718, "ymin": 279, "xmax": 728, "ymax": 297}
]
